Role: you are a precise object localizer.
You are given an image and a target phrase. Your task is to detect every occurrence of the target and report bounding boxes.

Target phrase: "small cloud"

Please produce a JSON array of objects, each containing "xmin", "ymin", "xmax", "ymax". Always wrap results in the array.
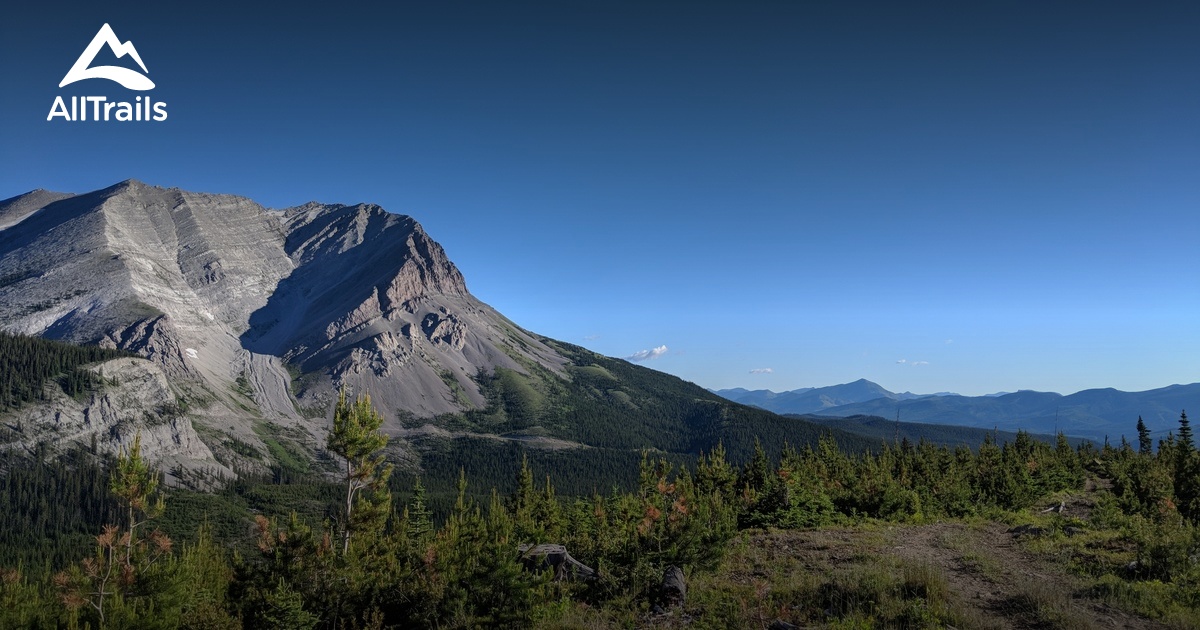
[
  {"xmin": 749, "ymin": 368, "xmax": 773, "ymax": 374},
  {"xmin": 625, "ymin": 345, "xmax": 668, "ymax": 362},
  {"xmin": 896, "ymin": 359, "xmax": 907, "ymax": 364},
  {"xmin": 945, "ymin": 339, "xmax": 954, "ymax": 345},
  {"xmin": 897, "ymin": 359, "xmax": 929, "ymax": 366},
  {"xmin": 583, "ymin": 334, "xmax": 601, "ymax": 341}
]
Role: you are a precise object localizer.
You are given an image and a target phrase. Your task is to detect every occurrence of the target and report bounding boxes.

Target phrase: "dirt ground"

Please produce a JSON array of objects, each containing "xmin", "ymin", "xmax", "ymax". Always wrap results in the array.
[
  {"xmin": 742, "ymin": 480, "xmax": 1163, "ymax": 630},
  {"xmin": 886, "ymin": 520, "xmax": 1157, "ymax": 629}
]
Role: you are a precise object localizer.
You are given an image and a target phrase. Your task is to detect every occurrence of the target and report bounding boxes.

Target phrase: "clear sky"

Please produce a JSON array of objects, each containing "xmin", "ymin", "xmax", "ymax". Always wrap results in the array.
[{"xmin": 2, "ymin": 1, "xmax": 1197, "ymax": 396}]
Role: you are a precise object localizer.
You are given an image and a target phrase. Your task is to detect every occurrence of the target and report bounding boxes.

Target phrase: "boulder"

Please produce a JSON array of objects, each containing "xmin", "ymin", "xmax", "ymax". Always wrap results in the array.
[{"xmin": 661, "ymin": 565, "xmax": 686, "ymax": 607}]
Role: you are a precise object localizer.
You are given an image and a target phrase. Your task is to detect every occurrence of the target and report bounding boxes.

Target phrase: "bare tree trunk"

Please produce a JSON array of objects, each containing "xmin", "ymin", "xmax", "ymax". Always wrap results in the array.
[
  {"xmin": 126, "ymin": 504, "xmax": 135, "ymax": 566},
  {"xmin": 343, "ymin": 459, "xmax": 354, "ymax": 554}
]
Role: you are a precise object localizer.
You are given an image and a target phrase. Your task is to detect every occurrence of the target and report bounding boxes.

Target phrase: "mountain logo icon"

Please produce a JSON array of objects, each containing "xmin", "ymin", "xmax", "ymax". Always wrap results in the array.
[{"xmin": 59, "ymin": 23, "xmax": 155, "ymax": 91}]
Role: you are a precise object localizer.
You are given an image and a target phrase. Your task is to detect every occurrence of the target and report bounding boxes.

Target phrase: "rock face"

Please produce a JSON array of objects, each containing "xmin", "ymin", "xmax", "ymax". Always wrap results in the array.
[
  {"xmin": 2, "ymin": 357, "xmax": 227, "ymax": 483},
  {"xmin": 0, "ymin": 180, "xmax": 567, "ymax": 474}
]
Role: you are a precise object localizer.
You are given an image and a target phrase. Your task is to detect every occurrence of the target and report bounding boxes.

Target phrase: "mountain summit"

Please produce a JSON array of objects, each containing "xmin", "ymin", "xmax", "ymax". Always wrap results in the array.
[
  {"xmin": 0, "ymin": 180, "xmax": 564, "ymax": 415},
  {"xmin": 0, "ymin": 182, "xmax": 569, "ymax": 470}
]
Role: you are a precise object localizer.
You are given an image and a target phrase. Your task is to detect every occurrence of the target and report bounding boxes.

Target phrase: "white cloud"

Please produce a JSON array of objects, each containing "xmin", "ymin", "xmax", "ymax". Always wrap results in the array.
[
  {"xmin": 945, "ymin": 339, "xmax": 954, "ymax": 344},
  {"xmin": 625, "ymin": 345, "xmax": 668, "ymax": 362},
  {"xmin": 749, "ymin": 368, "xmax": 773, "ymax": 374},
  {"xmin": 896, "ymin": 359, "xmax": 907, "ymax": 364},
  {"xmin": 583, "ymin": 334, "xmax": 601, "ymax": 341},
  {"xmin": 897, "ymin": 359, "xmax": 929, "ymax": 366}
]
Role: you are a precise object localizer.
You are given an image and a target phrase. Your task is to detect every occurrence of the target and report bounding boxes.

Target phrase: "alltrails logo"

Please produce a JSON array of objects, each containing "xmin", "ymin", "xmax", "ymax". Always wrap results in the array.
[{"xmin": 47, "ymin": 23, "xmax": 168, "ymax": 122}]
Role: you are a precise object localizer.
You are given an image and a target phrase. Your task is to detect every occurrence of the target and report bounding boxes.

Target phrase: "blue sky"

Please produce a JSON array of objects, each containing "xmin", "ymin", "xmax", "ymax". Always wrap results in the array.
[{"xmin": 2, "ymin": 1, "xmax": 1197, "ymax": 396}]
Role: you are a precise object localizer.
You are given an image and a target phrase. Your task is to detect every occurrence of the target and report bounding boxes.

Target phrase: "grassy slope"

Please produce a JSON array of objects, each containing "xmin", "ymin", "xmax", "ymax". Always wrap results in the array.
[{"xmin": 423, "ymin": 337, "xmax": 879, "ymax": 463}]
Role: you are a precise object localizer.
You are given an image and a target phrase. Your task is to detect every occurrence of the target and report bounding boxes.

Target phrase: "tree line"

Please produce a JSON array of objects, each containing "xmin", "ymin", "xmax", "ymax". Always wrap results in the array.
[
  {"xmin": 10, "ymin": 396, "xmax": 1200, "ymax": 627},
  {"xmin": 0, "ymin": 331, "xmax": 132, "ymax": 412}
]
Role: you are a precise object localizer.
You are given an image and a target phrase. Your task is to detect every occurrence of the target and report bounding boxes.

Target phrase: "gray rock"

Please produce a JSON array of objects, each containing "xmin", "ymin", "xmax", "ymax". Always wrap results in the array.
[
  {"xmin": 0, "ymin": 180, "xmax": 570, "ymax": 478},
  {"xmin": 1, "ymin": 358, "xmax": 228, "ymax": 483},
  {"xmin": 661, "ymin": 565, "xmax": 686, "ymax": 607}
]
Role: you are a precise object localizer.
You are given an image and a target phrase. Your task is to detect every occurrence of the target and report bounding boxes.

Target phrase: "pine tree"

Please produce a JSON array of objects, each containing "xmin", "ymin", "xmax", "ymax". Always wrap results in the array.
[
  {"xmin": 326, "ymin": 389, "xmax": 393, "ymax": 553},
  {"xmin": 1137, "ymin": 416, "xmax": 1153, "ymax": 455},
  {"xmin": 109, "ymin": 432, "xmax": 165, "ymax": 566},
  {"xmin": 742, "ymin": 439, "xmax": 773, "ymax": 498},
  {"xmin": 254, "ymin": 579, "xmax": 318, "ymax": 629},
  {"xmin": 1176, "ymin": 410, "xmax": 1200, "ymax": 522},
  {"xmin": 55, "ymin": 433, "xmax": 172, "ymax": 626},
  {"xmin": 694, "ymin": 442, "xmax": 738, "ymax": 501},
  {"xmin": 1178, "ymin": 410, "xmax": 1193, "ymax": 455},
  {"xmin": 406, "ymin": 477, "xmax": 434, "ymax": 544},
  {"xmin": 511, "ymin": 454, "xmax": 537, "ymax": 541}
]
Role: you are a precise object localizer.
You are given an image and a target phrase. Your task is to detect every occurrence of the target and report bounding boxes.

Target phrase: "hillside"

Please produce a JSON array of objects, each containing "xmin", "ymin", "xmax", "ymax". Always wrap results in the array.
[
  {"xmin": 0, "ymin": 181, "xmax": 874, "ymax": 484},
  {"xmin": 6, "ymin": 391, "xmax": 1196, "ymax": 629},
  {"xmin": 795, "ymin": 413, "xmax": 1094, "ymax": 449}
]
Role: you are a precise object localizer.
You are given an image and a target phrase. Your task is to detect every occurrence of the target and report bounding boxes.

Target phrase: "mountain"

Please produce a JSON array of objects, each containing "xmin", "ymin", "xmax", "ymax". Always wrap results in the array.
[
  {"xmin": 0, "ymin": 189, "xmax": 73, "ymax": 230},
  {"xmin": 715, "ymin": 379, "xmax": 923, "ymax": 415},
  {"xmin": 0, "ymin": 181, "xmax": 875, "ymax": 483},
  {"xmin": 817, "ymin": 385, "xmax": 1199, "ymax": 442},
  {"xmin": 792, "ymin": 414, "xmax": 1093, "ymax": 449}
]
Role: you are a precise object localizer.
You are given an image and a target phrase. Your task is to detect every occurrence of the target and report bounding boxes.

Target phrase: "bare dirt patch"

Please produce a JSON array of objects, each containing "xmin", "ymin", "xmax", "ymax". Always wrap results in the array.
[{"xmin": 886, "ymin": 521, "xmax": 1159, "ymax": 629}]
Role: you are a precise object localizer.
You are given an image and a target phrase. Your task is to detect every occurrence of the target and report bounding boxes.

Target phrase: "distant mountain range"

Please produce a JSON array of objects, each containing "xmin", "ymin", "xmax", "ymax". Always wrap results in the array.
[
  {"xmin": 714, "ymin": 379, "xmax": 925, "ymax": 415},
  {"xmin": 716, "ymin": 380, "xmax": 1198, "ymax": 442}
]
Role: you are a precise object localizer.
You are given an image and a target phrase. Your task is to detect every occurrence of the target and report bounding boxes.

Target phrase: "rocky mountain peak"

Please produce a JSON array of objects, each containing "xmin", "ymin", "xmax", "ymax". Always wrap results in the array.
[{"xmin": 0, "ymin": 180, "xmax": 567, "ymax": 475}]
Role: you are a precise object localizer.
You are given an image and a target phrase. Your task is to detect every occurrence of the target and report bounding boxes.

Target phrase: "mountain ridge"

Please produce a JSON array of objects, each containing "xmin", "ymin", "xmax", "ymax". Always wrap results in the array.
[
  {"xmin": 0, "ymin": 180, "xmax": 876, "ymax": 483},
  {"xmin": 714, "ymin": 379, "xmax": 925, "ymax": 415},
  {"xmin": 716, "ymin": 380, "xmax": 1197, "ymax": 441}
]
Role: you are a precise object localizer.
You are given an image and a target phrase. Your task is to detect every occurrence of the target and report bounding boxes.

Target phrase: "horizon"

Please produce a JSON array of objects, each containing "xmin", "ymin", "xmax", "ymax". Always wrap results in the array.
[
  {"xmin": 3, "ymin": 1, "xmax": 1198, "ymax": 398},
  {"xmin": 710, "ymin": 377, "xmax": 1200, "ymax": 399}
]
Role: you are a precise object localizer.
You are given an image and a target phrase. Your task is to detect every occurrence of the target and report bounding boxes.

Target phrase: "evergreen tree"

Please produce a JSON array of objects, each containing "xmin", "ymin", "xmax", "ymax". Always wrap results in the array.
[
  {"xmin": 406, "ymin": 476, "xmax": 434, "ymax": 544},
  {"xmin": 255, "ymin": 579, "xmax": 318, "ymax": 630},
  {"xmin": 109, "ymin": 432, "xmax": 165, "ymax": 565},
  {"xmin": 1137, "ymin": 416, "xmax": 1153, "ymax": 455},
  {"xmin": 511, "ymin": 454, "xmax": 537, "ymax": 541},
  {"xmin": 326, "ymin": 389, "xmax": 393, "ymax": 553},
  {"xmin": 1178, "ymin": 410, "xmax": 1194, "ymax": 456},
  {"xmin": 742, "ymin": 440, "xmax": 773, "ymax": 496},
  {"xmin": 55, "ymin": 433, "xmax": 174, "ymax": 627},
  {"xmin": 1176, "ymin": 411, "xmax": 1200, "ymax": 522}
]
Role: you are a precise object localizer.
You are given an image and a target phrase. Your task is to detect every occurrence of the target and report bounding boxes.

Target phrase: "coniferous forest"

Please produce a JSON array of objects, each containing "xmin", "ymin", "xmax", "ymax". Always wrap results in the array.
[
  {"xmin": 1, "ymin": 335, "xmax": 1199, "ymax": 628},
  {"xmin": 0, "ymin": 332, "xmax": 132, "ymax": 411},
  {"xmin": 2, "ymin": 402, "xmax": 1200, "ymax": 626}
]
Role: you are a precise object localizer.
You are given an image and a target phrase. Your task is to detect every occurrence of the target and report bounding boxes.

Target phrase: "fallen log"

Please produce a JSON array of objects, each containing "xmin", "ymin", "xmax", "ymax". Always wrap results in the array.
[{"xmin": 517, "ymin": 543, "xmax": 597, "ymax": 581}]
